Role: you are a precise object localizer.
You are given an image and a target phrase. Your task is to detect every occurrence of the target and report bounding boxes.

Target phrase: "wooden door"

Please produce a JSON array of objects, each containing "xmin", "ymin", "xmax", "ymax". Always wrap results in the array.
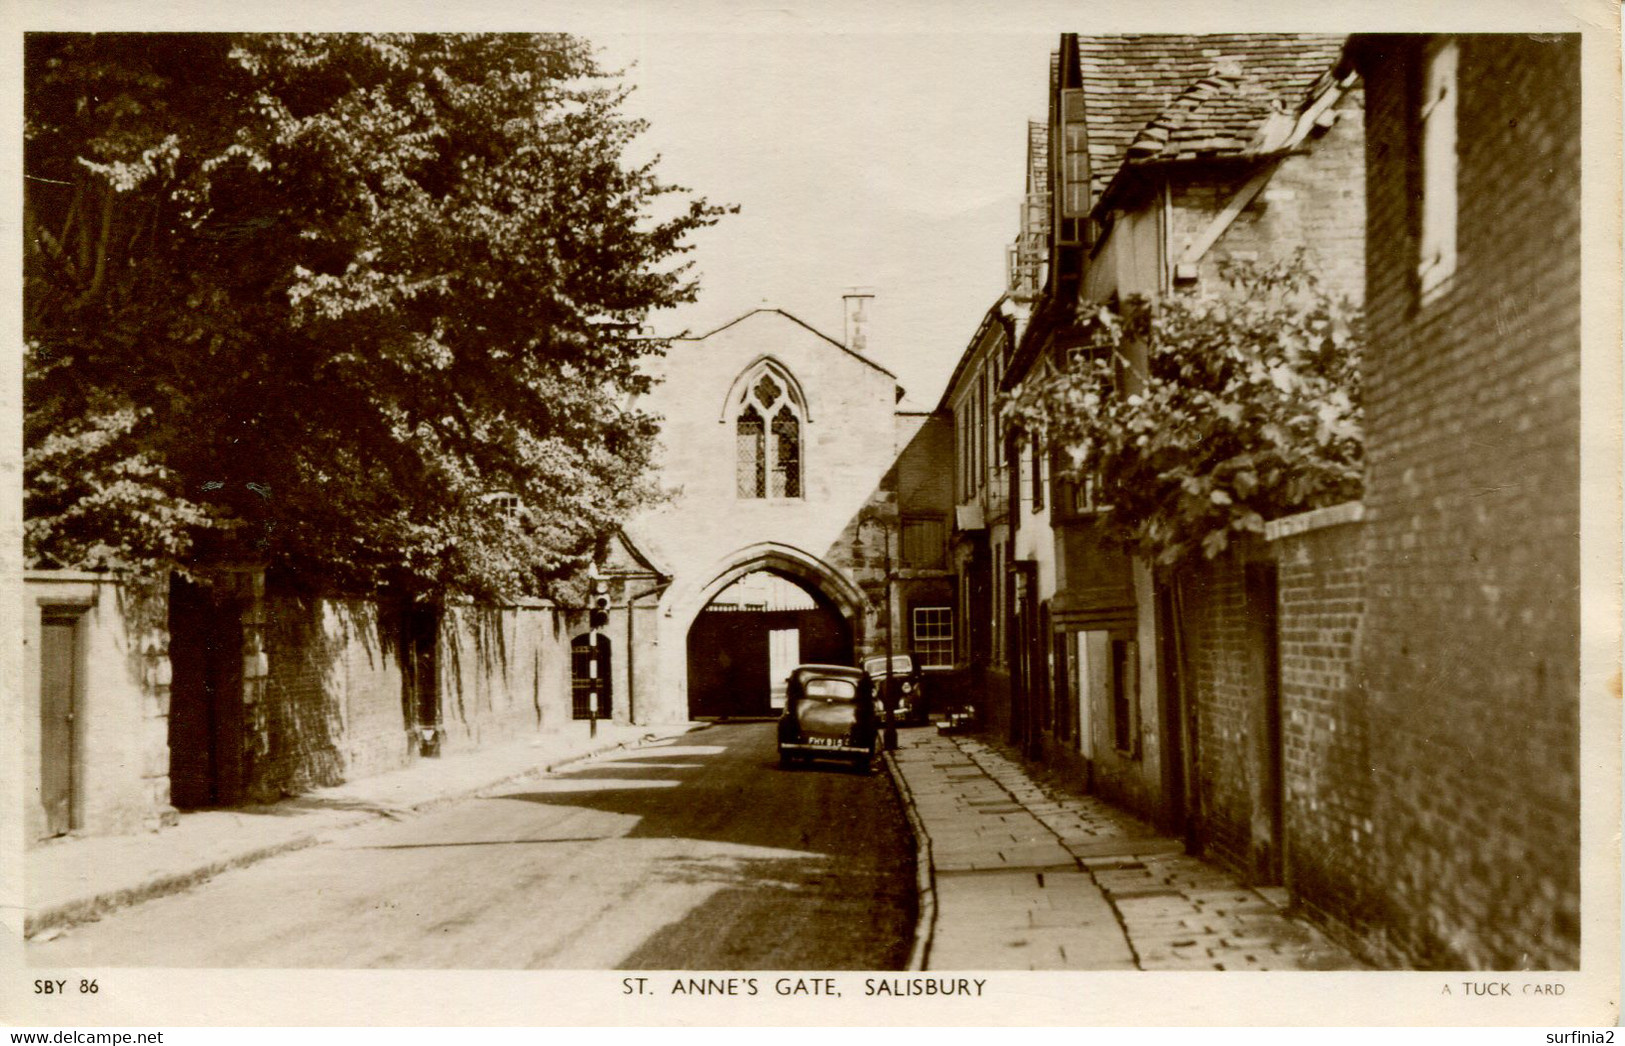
[
  {"xmin": 167, "ymin": 577, "xmax": 246, "ymax": 809},
  {"xmin": 39, "ymin": 610, "xmax": 80, "ymax": 836}
]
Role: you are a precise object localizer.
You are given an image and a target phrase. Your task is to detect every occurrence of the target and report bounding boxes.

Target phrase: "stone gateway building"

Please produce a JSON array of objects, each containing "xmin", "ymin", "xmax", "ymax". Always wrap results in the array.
[
  {"xmin": 598, "ymin": 293, "xmax": 954, "ymax": 724},
  {"xmin": 21, "ymin": 288, "xmax": 958, "ymax": 843}
]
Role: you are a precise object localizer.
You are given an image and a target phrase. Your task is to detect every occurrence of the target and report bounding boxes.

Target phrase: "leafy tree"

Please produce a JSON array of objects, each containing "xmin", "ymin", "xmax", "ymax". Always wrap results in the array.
[
  {"xmin": 25, "ymin": 32, "xmax": 731, "ymax": 601},
  {"xmin": 1005, "ymin": 258, "xmax": 1363, "ymax": 568}
]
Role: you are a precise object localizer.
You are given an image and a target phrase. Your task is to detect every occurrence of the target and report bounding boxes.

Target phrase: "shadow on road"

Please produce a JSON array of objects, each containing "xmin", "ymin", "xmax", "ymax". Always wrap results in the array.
[
  {"xmin": 492, "ymin": 723, "xmax": 905, "ymax": 859},
  {"xmin": 491, "ymin": 722, "xmax": 916, "ymax": 969}
]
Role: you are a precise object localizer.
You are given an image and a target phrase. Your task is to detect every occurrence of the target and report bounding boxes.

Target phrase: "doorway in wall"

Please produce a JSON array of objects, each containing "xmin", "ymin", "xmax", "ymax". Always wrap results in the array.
[
  {"xmin": 39, "ymin": 606, "xmax": 84, "ymax": 836},
  {"xmin": 167, "ymin": 576, "xmax": 247, "ymax": 809}
]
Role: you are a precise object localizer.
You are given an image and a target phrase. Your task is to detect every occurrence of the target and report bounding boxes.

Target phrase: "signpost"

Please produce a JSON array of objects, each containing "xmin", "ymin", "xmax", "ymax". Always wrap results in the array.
[{"xmin": 588, "ymin": 581, "xmax": 610, "ymax": 739}]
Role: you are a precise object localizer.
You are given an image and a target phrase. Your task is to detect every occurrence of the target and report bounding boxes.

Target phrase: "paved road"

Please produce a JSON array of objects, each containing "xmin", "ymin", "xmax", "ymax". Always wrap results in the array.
[{"xmin": 29, "ymin": 723, "xmax": 916, "ymax": 969}]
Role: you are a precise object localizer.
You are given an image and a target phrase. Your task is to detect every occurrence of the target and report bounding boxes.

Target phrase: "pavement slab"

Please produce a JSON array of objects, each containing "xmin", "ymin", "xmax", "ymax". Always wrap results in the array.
[
  {"xmin": 23, "ymin": 721, "xmax": 699, "ymax": 939},
  {"xmin": 887, "ymin": 727, "xmax": 1366, "ymax": 972}
]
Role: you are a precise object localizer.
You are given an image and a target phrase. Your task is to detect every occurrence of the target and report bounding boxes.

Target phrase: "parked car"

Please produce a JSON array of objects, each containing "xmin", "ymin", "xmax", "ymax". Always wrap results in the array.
[
  {"xmin": 777, "ymin": 664, "xmax": 877, "ymax": 771},
  {"xmin": 862, "ymin": 654, "xmax": 927, "ymax": 726}
]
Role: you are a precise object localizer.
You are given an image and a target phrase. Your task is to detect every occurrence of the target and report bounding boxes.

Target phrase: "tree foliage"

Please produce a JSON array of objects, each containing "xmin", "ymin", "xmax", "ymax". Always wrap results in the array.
[
  {"xmin": 25, "ymin": 32, "xmax": 731, "ymax": 601},
  {"xmin": 1005, "ymin": 258, "xmax": 1363, "ymax": 568}
]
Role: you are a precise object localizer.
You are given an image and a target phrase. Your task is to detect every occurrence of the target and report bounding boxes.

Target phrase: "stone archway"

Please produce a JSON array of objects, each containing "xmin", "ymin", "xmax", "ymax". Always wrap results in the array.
[{"xmin": 667, "ymin": 543, "xmax": 866, "ymax": 720}]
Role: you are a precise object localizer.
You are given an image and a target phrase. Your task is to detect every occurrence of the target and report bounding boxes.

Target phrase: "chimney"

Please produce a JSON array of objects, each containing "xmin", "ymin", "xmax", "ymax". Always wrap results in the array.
[{"xmin": 842, "ymin": 287, "xmax": 875, "ymax": 354}]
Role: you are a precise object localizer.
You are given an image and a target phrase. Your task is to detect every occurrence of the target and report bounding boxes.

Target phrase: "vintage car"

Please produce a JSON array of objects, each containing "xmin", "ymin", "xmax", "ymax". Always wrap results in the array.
[
  {"xmin": 777, "ymin": 664, "xmax": 878, "ymax": 771},
  {"xmin": 862, "ymin": 653, "xmax": 927, "ymax": 726}
]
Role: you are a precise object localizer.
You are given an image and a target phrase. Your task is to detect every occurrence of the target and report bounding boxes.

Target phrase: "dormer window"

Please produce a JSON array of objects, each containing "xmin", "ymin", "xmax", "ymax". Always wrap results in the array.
[{"xmin": 731, "ymin": 360, "xmax": 806, "ymax": 500}]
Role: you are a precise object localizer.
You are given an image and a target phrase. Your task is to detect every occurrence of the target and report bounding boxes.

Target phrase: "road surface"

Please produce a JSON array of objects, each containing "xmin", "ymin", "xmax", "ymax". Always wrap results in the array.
[{"xmin": 29, "ymin": 723, "xmax": 916, "ymax": 969}]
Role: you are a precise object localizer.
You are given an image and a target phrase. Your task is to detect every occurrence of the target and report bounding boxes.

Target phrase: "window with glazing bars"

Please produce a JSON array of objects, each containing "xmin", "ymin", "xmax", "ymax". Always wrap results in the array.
[
  {"xmin": 912, "ymin": 606, "xmax": 954, "ymax": 667},
  {"xmin": 771, "ymin": 406, "xmax": 800, "ymax": 498},
  {"xmin": 737, "ymin": 406, "xmax": 765, "ymax": 497}
]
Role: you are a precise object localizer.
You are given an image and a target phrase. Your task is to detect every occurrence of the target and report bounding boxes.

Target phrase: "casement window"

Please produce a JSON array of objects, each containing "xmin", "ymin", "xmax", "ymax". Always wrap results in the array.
[
  {"xmin": 912, "ymin": 606, "xmax": 954, "ymax": 667},
  {"xmin": 1418, "ymin": 39, "xmax": 1459, "ymax": 302},
  {"xmin": 958, "ymin": 404, "xmax": 972, "ymax": 500},
  {"xmin": 991, "ymin": 540, "xmax": 1005, "ymax": 667},
  {"xmin": 769, "ymin": 405, "xmax": 800, "ymax": 497},
  {"xmin": 733, "ymin": 366, "xmax": 804, "ymax": 499},
  {"xmin": 484, "ymin": 491, "xmax": 523, "ymax": 522},
  {"xmin": 1060, "ymin": 467, "xmax": 1111, "ymax": 517},
  {"xmin": 1006, "ymin": 435, "xmax": 1021, "ymax": 518}
]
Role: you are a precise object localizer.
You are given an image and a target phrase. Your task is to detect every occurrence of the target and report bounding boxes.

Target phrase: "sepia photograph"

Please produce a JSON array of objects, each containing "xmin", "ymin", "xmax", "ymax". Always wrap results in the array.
[{"xmin": 4, "ymin": 0, "xmax": 1620, "ymax": 1029}]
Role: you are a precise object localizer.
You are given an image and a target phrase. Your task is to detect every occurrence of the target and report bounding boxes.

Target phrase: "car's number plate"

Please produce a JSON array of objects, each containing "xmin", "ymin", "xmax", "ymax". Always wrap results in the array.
[{"xmin": 807, "ymin": 736, "xmax": 847, "ymax": 748}]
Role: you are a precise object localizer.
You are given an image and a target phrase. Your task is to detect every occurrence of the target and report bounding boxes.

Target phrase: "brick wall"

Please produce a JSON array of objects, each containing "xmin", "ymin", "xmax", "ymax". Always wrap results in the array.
[
  {"xmin": 1178, "ymin": 552, "xmax": 1268, "ymax": 877},
  {"xmin": 1164, "ymin": 39, "xmax": 1579, "ymax": 969},
  {"xmin": 1354, "ymin": 34, "xmax": 1580, "ymax": 970},
  {"xmin": 1167, "ymin": 86, "xmax": 1366, "ymax": 304},
  {"xmin": 1269, "ymin": 507, "xmax": 1389, "ymax": 959}
]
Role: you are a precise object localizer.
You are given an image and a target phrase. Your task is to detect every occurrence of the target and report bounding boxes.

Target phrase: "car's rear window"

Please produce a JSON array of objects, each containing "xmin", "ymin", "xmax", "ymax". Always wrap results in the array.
[
  {"xmin": 804, "ymin": 678, "xmax": 857, "ymax": 700},
  {"xmin": 864, "ymin": 656, "xmax": 914, "ymax": 676}
]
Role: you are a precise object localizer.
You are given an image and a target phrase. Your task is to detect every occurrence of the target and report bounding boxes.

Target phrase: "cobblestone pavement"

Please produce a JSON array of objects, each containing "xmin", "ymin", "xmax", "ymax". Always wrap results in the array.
[{"xmin": 892, "ymin": 729, "xmax": 1366, "ymax": 971}]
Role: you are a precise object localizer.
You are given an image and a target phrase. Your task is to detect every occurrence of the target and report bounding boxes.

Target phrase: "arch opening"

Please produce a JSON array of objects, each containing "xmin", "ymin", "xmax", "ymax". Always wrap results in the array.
[{"xmin": 685, "ymin": 568, "xmax": 854, "ymax": 719}]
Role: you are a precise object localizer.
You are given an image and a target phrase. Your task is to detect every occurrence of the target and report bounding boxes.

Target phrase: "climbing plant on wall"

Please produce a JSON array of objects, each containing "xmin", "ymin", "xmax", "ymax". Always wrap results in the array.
[{"xmin": 1004, "ymin": 257, "xmax": 1364, "ymax": 569}]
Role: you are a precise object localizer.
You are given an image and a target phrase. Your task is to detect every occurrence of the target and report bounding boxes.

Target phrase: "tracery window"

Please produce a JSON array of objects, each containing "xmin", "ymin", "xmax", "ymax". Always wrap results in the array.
[
  {"xmin": 732, "ymin": 361, "xmax": 805, "ymax": 500},
  {"xmin": 771, "ymin": 406, "xmax": 800, "ymax": 498},
  {"xmin": 737, "ymin": 406, "xmax": 765, "ymax": 498}
]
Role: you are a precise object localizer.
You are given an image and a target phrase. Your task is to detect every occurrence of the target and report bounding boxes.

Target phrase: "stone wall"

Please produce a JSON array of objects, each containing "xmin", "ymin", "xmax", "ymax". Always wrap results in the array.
[
  {"xmin": 630, "ymin": 308, "xmax": 911, "ymax": 722},
  {"xmin": 23, "ymin": 573, "xmax": 175, "ymax": 843},
  {"xmin": 439, "ymin": 602, "xmax": 575, "ymax": 747},
  {"xmin": 247, "ymin": 590, "xmax": 579, "ymax": 799},
  {"xmin": 25, "ymin": 570, "xmax": 582, "ymax": 841}
]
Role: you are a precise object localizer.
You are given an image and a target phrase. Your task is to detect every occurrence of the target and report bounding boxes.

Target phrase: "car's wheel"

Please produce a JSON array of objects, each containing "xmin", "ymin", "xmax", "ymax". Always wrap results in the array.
[{"xmin": 779, "ymin": 748, "xmax": 796, "ymax": 769}]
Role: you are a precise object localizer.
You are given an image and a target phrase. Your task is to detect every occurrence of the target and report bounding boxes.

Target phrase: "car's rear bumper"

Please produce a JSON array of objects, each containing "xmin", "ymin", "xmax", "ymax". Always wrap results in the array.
[{"xmin": 780, "ymin": 741, "xmax": 873, "ymax": 757}]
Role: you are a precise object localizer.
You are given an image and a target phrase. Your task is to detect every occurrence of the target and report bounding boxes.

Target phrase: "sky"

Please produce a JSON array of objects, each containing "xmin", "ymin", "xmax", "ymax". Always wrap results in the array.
[{"xmin": 596, "ymin": 30, "xmax": 1056, "ymax": 410}]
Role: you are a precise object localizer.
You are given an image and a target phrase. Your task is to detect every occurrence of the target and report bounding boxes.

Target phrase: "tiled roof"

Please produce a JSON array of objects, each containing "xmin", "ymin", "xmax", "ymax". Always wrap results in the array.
[{"xmin": 1075, "ymin": 34, "xmax": 1346, "ymax": 199}]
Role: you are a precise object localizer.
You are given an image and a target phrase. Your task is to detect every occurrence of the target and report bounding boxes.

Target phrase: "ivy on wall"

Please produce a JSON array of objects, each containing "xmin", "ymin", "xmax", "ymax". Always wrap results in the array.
[{"xmin": 1005, "ymin": 257, "xmax": 1364, "ymax": 569}]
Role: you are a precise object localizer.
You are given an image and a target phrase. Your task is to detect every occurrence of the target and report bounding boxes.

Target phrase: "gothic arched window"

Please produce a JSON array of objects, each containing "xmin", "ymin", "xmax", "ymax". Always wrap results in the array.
[
  {"xmin": 737, "ymin": 406, "xmax": 765, "ymax": 498},
  {"xmin": 731, "ymin": 360, "xmax": 806, "ymax": 500},
  {"xmin": 771, "ymin": 406, "xmax": 800, "ymax": 498}
]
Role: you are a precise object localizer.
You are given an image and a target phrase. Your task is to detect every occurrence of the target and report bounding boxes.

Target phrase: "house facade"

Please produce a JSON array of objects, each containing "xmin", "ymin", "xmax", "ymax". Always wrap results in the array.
[
  {"xmin": 939, "ymin": 31, "xmax": 1581, "ymax": 970},
  {"xmin": 982, "ymin": 33, "xmax": 1364, "ymax": 832},
  {"xmin": 940, "ymin": 298, "xmax": 1020, "ymax": 740}
]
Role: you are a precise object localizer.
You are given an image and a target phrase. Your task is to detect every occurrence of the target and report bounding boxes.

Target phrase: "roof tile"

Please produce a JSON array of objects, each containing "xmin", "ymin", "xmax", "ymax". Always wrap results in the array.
[{"xmin": 1073, "ymin": 34, "xmax": 1346, "ymax": 198}]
